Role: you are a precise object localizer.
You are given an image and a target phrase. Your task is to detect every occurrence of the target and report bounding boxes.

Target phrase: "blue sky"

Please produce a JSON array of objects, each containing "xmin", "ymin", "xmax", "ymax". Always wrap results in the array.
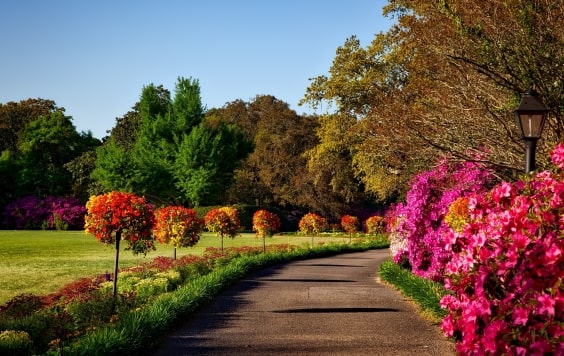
[{"xmin": 0, "ymin": 1, "xmax": 394, "ymax": 139}]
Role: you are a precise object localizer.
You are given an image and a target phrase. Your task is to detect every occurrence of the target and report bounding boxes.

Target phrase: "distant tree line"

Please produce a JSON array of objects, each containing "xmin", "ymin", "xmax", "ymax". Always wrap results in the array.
[{"xmin": 1, "ymin": 0, "xmax": 561, "ymax": 229}]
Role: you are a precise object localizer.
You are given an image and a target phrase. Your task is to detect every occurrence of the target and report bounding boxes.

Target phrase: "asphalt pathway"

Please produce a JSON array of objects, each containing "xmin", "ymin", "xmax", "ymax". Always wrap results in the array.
[{"xmin": 153, "ymin": 249, "xmax": 455, "ymax": 355}]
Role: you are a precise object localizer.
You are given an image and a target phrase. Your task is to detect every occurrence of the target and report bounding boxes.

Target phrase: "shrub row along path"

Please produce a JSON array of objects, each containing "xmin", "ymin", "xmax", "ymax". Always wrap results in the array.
[{"xmin": 153, "ymin": 249, "xmax": 455, "ymax": 355}]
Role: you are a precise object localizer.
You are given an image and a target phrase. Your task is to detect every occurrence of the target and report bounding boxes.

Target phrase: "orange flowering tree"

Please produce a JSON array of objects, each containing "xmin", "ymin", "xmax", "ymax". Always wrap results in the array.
[
  {"xmin": 84, "ymin": 191, "xmax": 155, "ymax": 297},
  {"xmin": 252, "ymin": 209, "xmax": 282, "ymax": 252},
  {"xmin": 341, "ymin": 215, "xmax": 359, "ymax": 233},
  {"xmin": 153, "ymin": 206, "xmax": 204, "ymax": 259},
  {"xmin": 340, "ymin": 215, "xmax": 359, "ymax": 242},
  {"xmin": 298, "ymin": 212, "xmax": 328, "ymax": 246},
  {"xmin": 365, "ymin": 215, "xmax": 386, "ymax": 234},
  {"xmin": 204, "ymin": 206, "xmax": 241, "ymax": 250}
]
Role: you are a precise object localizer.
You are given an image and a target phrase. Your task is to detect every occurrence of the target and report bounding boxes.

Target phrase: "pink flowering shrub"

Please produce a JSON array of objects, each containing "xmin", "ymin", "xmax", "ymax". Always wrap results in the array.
[
  {"xmin": 440, "ymin": 144, "xmax": 564, "ymax": 354},
  {"xmin": 2, "ymin": 196, "xmax": 86, "ymax": 230},
  {"xmin": 386, "ymin": 154, "xmax": 495, "ymax": 281}
]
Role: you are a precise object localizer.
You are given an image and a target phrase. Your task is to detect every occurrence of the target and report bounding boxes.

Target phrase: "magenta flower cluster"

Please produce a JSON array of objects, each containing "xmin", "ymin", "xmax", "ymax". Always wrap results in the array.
[
  {"xmin": 386, "ymin": 154, "xmax": 495, "ymax": 281},
  {"xmin": 2, "ymin": 196, "xmax": 86, "ymax": 230},
  {"xmin": 439, "ymin": 144, "xmax": 564, "ymax": 354}
]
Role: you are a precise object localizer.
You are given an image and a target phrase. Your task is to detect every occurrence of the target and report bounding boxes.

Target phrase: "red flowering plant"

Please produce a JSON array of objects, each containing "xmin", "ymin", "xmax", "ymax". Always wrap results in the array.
[
  {"xmin": 153, "ymin": 206, "xmax": 204, "ymax": 259},
  {"xmin": 85, "ymin": 192, "xmax": 155, "ymax": 253},
  {"xmin": 84, "ymin": 191, "xmax": 155, "ymax": 297},
  {"xmin": 299, "ymin": 213, "xmax": 328, "ymax": 246},
  {"xmin": 252, "ymin": 209, "xmax": 282, "ymax": 252},
  {"xmin": 204, "ymin": 207, "xmax": 241, "ymax": 251},
  {"xmin": 340, "ymin": 215, "xmax": 359, "ymax": 234},
  {"xmin": 340, "ymin": 215, "xmax": 359, "ymax": 243}
]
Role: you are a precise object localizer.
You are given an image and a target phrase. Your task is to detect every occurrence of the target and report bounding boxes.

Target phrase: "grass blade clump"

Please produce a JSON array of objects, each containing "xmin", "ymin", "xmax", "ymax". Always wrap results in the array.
[{"xmin": 379, "ymin": 259, "xmax": 448, "ymax": 322}]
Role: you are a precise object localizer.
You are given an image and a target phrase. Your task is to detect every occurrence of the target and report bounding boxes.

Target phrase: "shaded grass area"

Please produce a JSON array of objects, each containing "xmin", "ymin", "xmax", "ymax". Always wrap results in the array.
[
  {"xmin": 378, "ymin": 259, "xmax": 448, "ymax": 323},
  {"xmin": 0, "ymin": 230, "xmax": 362, "ymax": 305}
]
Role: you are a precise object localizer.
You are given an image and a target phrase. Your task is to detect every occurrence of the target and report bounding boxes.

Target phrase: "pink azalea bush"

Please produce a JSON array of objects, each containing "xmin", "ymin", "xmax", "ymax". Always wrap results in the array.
[
  {"xmin": 386, "ymin": 154, "xmax": 495, "ymax": 281},
  {"xmin": 2, "ymin": 196, "xmax": 86, "ymax": 230},
  {"xmin": 440, "ymin": 144, "xmax": 564, "ymax": 354}
]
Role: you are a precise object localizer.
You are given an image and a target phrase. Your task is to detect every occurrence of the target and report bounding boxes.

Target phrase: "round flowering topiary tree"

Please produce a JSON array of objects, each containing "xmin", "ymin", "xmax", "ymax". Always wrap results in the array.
[
  {"xmin": 84, "ymin": 191, "xmax": 155, "ymax": 297},
  {"xmin": 299, "ymin": 213, "xmax": 328, "ymax": 246},
  {"xmin": 365, "ymin": 215, "xmax": 386, "ymax": 235},
  {"xmin": 153, "ymin": 206, "xmax": 204, "ymax": 259},
  {"xmin": 252, "ymin": 209, "xmax": 282, "ymax": 252},
  {"xmin": 204, "ymin": 206, "xmax": 241, "ymax": 251},
  {"xmin": 340, "ymin": 215, "xmax": 359, "ymax": 242}
]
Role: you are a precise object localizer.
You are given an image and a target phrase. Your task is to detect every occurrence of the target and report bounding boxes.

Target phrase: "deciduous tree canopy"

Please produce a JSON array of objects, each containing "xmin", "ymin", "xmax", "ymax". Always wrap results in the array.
[{"xmin": 302, "ymin": 0, "xmax": 563, "ymax": 202}]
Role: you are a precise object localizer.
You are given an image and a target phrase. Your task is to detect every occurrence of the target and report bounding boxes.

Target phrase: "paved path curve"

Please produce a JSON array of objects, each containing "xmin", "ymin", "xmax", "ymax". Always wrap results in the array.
[{"xmin": 153, "ymin": 249, "xmax": 455, "ymax": 355}]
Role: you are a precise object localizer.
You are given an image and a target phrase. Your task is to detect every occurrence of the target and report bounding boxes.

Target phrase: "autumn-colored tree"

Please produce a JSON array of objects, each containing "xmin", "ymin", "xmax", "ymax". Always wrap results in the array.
[
  {"xmin": 221, "ymin": 96, "xmax": 321, "ymax": 208},
  {"xmin": 302, "ymin": 1, "xmax": 563, "ymax": 202},
  {"xmin": 153, "ymin": 206, "xmax": 204, "ymax": 259},
  {"xmin": 204, "ymin": 207, "xmax": 241, "ymax": 251},
  {"xmin": 252, "ymin": 209, "xmax": 281, "ymax": 252},
  {"xmin": 84, "ymin": 191, "xmax": 155, "ymax": 297}
]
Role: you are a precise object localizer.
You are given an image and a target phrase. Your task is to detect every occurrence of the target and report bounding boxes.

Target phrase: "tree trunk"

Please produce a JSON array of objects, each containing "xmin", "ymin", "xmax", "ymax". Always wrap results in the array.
[{"xmin": 113, "ymin": 230, "xmax": 121, "ymax": 299}]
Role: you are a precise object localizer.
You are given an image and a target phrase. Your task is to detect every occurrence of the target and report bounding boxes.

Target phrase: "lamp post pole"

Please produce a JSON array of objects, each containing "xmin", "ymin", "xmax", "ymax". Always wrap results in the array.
[{"xmin": 524, "ymin": 138, "xmax": 537, "ymax": 174}]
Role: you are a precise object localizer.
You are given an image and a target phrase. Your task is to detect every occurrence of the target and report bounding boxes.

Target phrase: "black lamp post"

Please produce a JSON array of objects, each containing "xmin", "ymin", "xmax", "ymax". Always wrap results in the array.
[{"xmin": 514, "ymin": 88, "xmax": 549, "ymax": 174}]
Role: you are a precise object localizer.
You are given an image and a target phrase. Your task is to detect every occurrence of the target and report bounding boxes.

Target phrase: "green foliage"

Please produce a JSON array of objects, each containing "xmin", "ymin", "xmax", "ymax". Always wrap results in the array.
[
  {"xmin": 64, "ymin": 150, "xmax": 103, "ymax": 200},
  {"xmin": 91, "ymin": 140, "xmax": 136, "ymax": 192},
  {"xmin": 379, "ymin": 260, "xmax": 447, "ymax": 321},
  {"xmin": 0, "ymin": 98, "xmax": 60, "ymax": 154},
  {"xmin": 64, "ymin": 290, "xmax": 117, "ymax": 331},
  {"xmin": 174, "ymin": 123, "xmax": 251, "ymax": 206},
  {"xmin": 14, "ymin": 111, "xmax": 101, "ymax": 198},
  {"xmin": 172, "ymin": 77, "xmax": 204, "ymax": 130},
  {"xmin": 93, "ymin": 77, "xmax": 250, "ymax": 206},
  {"xmin": 0, "ymin": 330, "xmax": 33, "ymax": 356}
]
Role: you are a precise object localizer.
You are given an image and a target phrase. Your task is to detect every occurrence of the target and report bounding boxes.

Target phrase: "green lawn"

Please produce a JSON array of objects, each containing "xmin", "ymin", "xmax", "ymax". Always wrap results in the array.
[{"xmin": 0, "ymin": 230, "xmax": 346, "ymax": 304}]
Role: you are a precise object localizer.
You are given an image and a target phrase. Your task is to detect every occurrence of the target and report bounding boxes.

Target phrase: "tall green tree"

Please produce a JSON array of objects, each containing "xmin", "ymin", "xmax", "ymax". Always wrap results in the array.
[
  {"xmin": 0, "ymin": 98, "xmax": 60, "ymax": 153},
  {"xmin": 130, "ymin": 78, "xmax": 203, "ymax": 203},
  {"xmin": 94, "ymin": 76, "xmax": 250, "ymax": 206},
  {"xmin": 91, "ymin": 140, "xmax": 136, "ymax": 193},
  {"xmin": 174, "ymin": 122, "xmax": 251, "ymax": 206},
  {"xmin": 92, "ymin": 84, "xmax": 171, "ymax": 196},
  {"xmin": 17, "ymin": 111, "xmax": 100, "ymax": 197}
]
